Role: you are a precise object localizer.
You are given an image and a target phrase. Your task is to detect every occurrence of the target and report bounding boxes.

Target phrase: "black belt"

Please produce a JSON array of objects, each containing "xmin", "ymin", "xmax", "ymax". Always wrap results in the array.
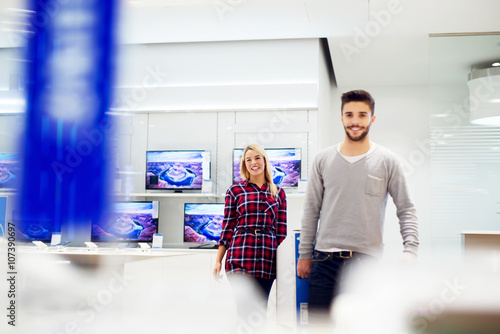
[
  {"xmin": 319, "ymin": 250, "xmax": 359, "ymax": 259},
  {"xmin": 333, "ymin": 251, "xmax": 356, "ymax": 259},
  {"xmin": 237, "ymin": 228, "xmax": 273, "ymax": 235}
]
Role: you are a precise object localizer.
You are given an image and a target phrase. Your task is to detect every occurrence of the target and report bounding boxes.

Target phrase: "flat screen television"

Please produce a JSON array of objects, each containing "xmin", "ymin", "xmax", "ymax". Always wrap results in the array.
[
  {"xmin": 91, "ymin": 201, "xmax": 159, "ymax": 243},
  {"xmin": 183, "ymin": 203, "xmax": 224, "ymax": 247},
  {"xmin": 233, "ymin": 148, "xmax": 301, "ymax": 188},
  {"xmin": 16, "ymin": 217, "xmax": 56, "ymax": 243},
  {"xmin": 0, "ymin": 153, "xmax": 20, "ymax": 190},
  {"xmin": 146, "ymin": 150, "xmax": 210, "ymax": 191}
]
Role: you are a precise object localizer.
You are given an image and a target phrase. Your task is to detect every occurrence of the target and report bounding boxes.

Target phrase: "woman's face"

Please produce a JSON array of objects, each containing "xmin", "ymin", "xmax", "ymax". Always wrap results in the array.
[{"xmin": 244, "ymin": 149, "xmax": 266, "ymax": 179}]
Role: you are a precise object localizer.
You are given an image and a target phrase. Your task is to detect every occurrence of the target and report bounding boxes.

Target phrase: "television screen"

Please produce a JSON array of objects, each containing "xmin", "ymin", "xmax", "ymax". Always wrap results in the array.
[
  {"xmin": 0, "ymin": 153, "xmax": 20, "ymax": 190},
  {"xmin": 184, "ymin": 203, "xmax": 224, "ymax": 244},
  {"xmin": 16, "ymin": 218, "xmax": 56, "ymax": 243},
  {"xmin": 146, "ymin": 150, "xmax": 210, "ymax": 190},
  {"xmin": 91, "ymin": 201, "xmax": 159, "ymax": 242},
  {"xmin": 233, "ymin": 148, "xmax": 301, "ymax": 188}
]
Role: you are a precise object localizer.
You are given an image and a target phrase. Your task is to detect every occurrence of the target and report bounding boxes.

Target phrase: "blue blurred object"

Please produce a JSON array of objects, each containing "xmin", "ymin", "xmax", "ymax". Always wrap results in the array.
[
  {"xmin": 295, "ymin": 232, "xmax": 309, "ymax": 326},
  {"xmin": 17, "ymin": 0, "xmax": 117, "ymax": 244}
]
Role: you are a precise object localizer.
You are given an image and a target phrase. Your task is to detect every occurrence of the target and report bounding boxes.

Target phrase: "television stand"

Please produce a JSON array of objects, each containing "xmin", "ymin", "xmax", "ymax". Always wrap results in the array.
[{"xmin": 189, "ymin": 243, "xmax": 218, "ymax": 249}]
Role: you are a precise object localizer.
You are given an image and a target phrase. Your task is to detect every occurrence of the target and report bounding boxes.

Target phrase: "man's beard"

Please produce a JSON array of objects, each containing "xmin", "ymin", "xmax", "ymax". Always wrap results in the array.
[{"xmin": 344, "ymin": 124, "xmax": 371, "ymax": 142}]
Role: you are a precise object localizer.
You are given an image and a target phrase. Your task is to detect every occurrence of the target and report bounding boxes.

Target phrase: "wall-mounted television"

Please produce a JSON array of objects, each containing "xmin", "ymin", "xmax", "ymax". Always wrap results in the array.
[
  {"xmin": 91, "ymin": 201, "xmax": 159, "ymax": 243},
  {"xmin": 146, "ymin": 150, "xmax": 210, "ymax": 191},
  {"xmin": 233, "ymin": 148, "xmax": 301, "ymax": 188},
  {"xmin": 183, "ymin": 203, "xmax": 223, "ymax": 247},
  {"xmin": 0, "ymin": 153, "xmax": 20, "ymax": 190}
]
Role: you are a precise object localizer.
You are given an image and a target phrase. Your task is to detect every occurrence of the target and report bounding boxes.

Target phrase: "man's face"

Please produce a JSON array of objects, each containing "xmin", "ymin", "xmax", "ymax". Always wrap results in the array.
[{"xmin": 341, "ymin": 101, "xmax": 375, "ymax": 142}]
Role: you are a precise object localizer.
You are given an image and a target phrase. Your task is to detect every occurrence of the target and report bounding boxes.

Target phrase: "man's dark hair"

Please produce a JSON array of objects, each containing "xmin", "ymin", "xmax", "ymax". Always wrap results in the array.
[{"xmin": 341, "ymin": 90, "xmax": 375, "ymax": 115}]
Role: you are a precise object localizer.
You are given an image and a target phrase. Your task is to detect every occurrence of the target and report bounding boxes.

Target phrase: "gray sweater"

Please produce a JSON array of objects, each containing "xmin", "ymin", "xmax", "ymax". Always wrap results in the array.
[{"xmin": 298, "ymin": 144, "xmax": 419, "ymax": 259}]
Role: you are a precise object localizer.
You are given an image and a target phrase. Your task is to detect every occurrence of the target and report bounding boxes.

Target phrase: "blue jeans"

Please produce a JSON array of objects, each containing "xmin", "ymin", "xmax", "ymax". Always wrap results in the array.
[{"xmin": 308, "ymin": 250, "xmax": 377, "ymax": 322}]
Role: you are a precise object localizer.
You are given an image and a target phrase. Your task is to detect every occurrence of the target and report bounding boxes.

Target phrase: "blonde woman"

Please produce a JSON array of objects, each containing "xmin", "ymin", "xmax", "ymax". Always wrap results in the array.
[{"xmin": 213, "ymin": 144, "xmax": 287, "ymax": 325}]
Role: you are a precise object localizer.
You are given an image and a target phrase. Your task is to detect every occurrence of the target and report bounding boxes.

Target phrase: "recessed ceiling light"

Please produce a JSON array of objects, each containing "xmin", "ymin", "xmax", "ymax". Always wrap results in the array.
[{"xmin": 493, "ymin": 62, "xmax": 500, "ymax": 67}]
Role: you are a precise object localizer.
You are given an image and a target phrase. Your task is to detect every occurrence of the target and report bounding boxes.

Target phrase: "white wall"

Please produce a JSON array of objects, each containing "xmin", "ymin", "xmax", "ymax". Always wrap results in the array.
[
  {"xmin": 429, "ymin": 84, "xmax": 500, "ymax": 263},
  {"xmin": 112, "ymin": 38, "xmax": 320, "ymax": 112},
  {"xmin": 0, "ymin": 115, "xmax": 23, "ymax": 152}
]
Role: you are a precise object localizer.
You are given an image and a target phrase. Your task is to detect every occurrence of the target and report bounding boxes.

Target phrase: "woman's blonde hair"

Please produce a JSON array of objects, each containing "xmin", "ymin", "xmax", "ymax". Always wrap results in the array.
[{"xmin": 239, "ymin": 144, "xmax": 278, "ymax": 198}]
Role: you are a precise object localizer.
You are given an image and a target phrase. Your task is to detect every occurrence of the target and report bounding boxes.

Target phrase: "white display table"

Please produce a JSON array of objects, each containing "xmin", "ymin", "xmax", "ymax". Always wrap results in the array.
[{"xmin": 17, "ymin": 245, "xmax": 213, "ymax": 267}]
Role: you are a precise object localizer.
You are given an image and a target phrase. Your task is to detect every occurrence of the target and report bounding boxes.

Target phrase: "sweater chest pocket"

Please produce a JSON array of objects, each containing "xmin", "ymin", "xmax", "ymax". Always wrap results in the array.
[{"xmin": 365, "ymin": 174, "xmax": 385, "ymax": 196}]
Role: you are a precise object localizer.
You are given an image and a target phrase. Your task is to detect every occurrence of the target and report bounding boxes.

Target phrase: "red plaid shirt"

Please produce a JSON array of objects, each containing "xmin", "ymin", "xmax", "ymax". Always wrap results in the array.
[{"xmin": 218, "ymin": 180, "xmax": 287, "ymax": 279}]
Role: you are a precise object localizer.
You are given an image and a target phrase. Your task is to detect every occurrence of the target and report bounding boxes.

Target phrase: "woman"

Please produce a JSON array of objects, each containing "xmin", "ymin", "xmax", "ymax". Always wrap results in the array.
[{"xmin": 213, "ymin": 144, "xmax": 287, "ymax": 328}]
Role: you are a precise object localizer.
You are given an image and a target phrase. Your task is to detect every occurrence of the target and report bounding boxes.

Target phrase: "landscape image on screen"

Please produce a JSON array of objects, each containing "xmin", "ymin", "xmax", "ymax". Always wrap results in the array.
[
  {"xmin": 146, "ymin": 151, "xmax": 207, "ymax": 190},
  {"xmin": 0, "ymin": 153, "xmax": 20, "ymax": 190},
  {"xmin": 233, "ymin": 148, "xmax": 301, "ymax": 188},
  {"xmin": 92, "ymin": 202, "xmax": 159, "ymax": 242},
  {"xmin": 16, "ymin": 218, "xmax": 55, "ymax": 242},
  {"xmin": 184, "ymin": 203, "xmax": 223, "ymax": 244}
]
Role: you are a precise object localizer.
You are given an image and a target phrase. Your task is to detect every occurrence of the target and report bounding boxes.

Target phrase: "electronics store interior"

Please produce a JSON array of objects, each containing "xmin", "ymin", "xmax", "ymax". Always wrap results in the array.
[{"xmin": 1, "ymin": 1, "xmax": 500, "ymax": 333}]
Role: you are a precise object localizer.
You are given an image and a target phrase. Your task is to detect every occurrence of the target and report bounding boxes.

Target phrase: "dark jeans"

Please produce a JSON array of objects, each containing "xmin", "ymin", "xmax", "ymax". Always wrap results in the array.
[{"xmin": 308, "ymin": 250, "xmax": 377, "ymax": 324}]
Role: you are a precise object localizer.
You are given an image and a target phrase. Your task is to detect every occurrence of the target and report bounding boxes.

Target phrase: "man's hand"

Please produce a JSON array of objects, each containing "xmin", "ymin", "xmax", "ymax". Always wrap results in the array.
[{"xmin": 297, "ymin": 258, "xmax": 312, "ymax": 279}]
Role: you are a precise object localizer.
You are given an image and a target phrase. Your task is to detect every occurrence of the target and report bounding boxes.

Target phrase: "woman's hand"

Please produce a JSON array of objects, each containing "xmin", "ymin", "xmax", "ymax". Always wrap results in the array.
[
  {"xmin": 213, "ymin": 245, "xmax": 226, "ymax": 280},
  {"xmin": 213, "ymin": 261, "xmax": 222, "ymax": 280}
]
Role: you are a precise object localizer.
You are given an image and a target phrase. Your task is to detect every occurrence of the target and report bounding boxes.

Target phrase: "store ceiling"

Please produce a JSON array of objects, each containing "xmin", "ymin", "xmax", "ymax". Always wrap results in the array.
[
  {"xmin": 429, "ymin": 34, "xmax": 500, "ymax": 86},
  {"xmin": 1, "ymin": 0, "xmax": 500, "ymax": 89},
  {"xmin": 114, "ymin": 0, "xmax": 500, "ymax": 88}
]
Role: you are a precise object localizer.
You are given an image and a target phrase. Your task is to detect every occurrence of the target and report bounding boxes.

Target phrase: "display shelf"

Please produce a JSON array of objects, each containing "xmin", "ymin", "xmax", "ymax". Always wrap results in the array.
[
  {"xmin": 285, "ymin": 193, "xmax": 306, "ymax": 198},
  {"xmin": 460, "ymin": 230, "xmax": 500, "ymax": 235},
  {"xmin": 128, "ymin": 192, "xmax": 218, "ymax": 198},
  {"xmin": 0, "ymin": 191, "xmax": 17, "ymax": 196},
  {"xmin": 129, "ymin": 192, "xmax": 304, "ymax": 198}
]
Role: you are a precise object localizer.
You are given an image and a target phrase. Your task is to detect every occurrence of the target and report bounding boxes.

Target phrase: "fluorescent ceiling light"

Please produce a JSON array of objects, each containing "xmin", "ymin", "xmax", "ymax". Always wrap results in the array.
[
  {"xmin": 0, "ymin": 110, "xmax": 24, "ymax": 114},
  {"xmin": 1, "ymin": 99, "xmax": 25, "ymax": 106}
]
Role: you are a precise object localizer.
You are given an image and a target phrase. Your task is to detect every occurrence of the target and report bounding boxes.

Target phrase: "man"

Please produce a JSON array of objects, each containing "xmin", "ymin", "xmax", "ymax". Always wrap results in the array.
[{"xmin": 297, "ymin": 90, "xmax": 419, "ymax": 322}]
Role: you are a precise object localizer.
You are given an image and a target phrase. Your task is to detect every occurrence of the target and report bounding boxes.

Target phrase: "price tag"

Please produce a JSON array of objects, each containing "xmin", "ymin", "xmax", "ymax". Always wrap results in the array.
[
  {"xmin": 51, "ymin": 233, "xmax": 62, "ymax": 246},
  {"xmin": 152, "ymin": 234, "xmax": 163, "ymax": 248}
]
